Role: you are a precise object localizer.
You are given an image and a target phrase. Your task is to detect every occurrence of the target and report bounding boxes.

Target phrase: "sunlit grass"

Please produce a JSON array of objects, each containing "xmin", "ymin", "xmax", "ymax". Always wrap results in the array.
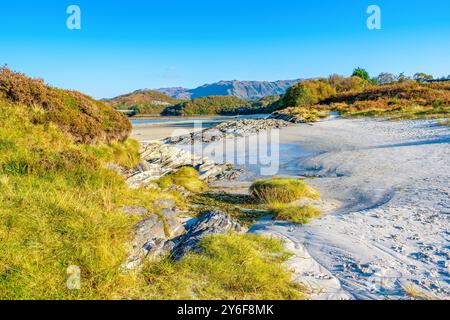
[
  {"xmin": 250, "ymin": 178, "xmax": 320, "ymax": 203},
  {"xmin": 267, "ymin": 203, "xmax": 321, "ymax": 225},
  {"xmin": 138, "ymin": 234, "xmax": 306, "ymax": 300},
  {"xmin": 157, "ymin": 167, "xmax": 210, "ymax": 193}
]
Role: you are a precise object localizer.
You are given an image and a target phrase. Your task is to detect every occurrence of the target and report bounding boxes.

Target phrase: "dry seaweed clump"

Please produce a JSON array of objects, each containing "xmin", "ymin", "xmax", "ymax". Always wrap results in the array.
[{"xmin": 0, "ymin": 66, "xmax": 131, "ymax": 144}]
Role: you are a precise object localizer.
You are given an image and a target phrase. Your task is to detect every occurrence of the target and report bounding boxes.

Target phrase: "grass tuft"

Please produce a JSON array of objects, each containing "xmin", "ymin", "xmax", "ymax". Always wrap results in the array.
[
  {"xmin": 157, "ymin": 167, "xmax": 210, "ymax": 193},
  {"xmin": 250, "ymin": 178, "xmax": 320, "ymax": 203},
  {"xmin": 267, "ymin": 203, "xmax": 321, "ymax": 224},
  {"xmin": 403, "ymin": 284, "xmax": 433, "ymax": 300},
  {"xmin": 139, "ymin": 234, "xmax": 306, "ymax": 300}
]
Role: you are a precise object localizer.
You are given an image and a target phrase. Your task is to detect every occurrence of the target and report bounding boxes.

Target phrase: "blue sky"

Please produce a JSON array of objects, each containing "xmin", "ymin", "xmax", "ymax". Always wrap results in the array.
[{"xmin": 1, "ymin": 0, "xmax": 449, "ymax": 98}]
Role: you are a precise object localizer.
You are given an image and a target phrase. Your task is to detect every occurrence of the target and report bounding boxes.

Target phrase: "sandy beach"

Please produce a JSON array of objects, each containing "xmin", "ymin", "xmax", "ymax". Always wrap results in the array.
[{"xmin": 132, "ymin": 116, "xmax": 450, "ymax": 299}]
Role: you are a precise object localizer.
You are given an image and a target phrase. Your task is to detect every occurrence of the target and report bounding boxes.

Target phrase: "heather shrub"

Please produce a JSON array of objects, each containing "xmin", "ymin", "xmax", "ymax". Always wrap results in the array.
[{"xmin": 0, "ymin": 67, "xmax": 131, "ymax": 144}]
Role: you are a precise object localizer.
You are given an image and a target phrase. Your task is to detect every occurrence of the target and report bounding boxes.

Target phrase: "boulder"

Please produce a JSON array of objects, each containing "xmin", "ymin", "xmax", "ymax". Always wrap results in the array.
[
  {"xmin": 126, "ymin": 203, "xmax": 185, "ymax": 268},
  {"xmin": 170, "ymin": 211, "xmax": 243, "ymax": 260}
]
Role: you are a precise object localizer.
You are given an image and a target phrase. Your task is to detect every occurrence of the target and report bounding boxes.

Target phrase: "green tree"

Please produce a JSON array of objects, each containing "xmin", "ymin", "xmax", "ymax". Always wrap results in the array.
[
  {"xmin": 376, "ymin": 72, "xmax": 396, "ymax": 85},
  {"xmin": 352, "ymin": 68, "xmax": 370, "ymax": 81},
  {"xmin": 413, "ymin": 72, "xmax": 434, "ymax": 82}
]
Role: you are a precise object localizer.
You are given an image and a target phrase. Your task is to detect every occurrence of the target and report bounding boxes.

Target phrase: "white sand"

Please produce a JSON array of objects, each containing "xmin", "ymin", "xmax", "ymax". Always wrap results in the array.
[
  {"xmin": 254, "ymin": 117, "xmax": 450, "ymax": 299},
  {"xmin": 132, "ymin": 116, "xmax": 450, "ymax": 300}
]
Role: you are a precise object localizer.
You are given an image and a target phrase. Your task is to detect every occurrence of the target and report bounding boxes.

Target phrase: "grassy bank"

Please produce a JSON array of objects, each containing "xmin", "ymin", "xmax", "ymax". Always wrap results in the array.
[{"xmin": 0, "ymin": 69, "xmax": 306, "ymax": 300}]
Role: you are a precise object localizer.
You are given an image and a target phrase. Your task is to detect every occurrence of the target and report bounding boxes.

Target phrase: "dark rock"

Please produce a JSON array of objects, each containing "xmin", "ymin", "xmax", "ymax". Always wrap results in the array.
[{"xmin": 170, "ymin": 211, "xmax": 243, "ymax": 260}]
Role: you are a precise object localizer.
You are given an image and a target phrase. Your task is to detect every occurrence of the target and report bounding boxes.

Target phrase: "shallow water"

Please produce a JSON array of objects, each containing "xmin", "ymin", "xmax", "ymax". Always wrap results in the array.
[{"xmin": 176, "ymin": 126, "xmax": 315, "ymax": 180}]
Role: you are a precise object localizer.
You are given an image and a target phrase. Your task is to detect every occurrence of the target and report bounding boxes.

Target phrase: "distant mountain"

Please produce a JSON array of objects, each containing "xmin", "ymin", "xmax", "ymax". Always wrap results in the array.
[
  {"xmin": 105, "ymin": 90, "xmax": 180, "ymax": 115},
  {"xmin": 158, "ymin": 79, "xmax": 301, "ymax": 100}
]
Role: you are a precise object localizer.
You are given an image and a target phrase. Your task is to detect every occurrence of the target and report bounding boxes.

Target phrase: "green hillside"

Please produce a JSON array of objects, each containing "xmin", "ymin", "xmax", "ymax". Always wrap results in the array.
[
  {"xmin": 162, "ymin": 95, "xmax": 280, "ymax": 116},
  {"xmin": 106, "ymin": 90, "xmax": 180, "ymax": 115},
  {"xmin": 0, "ymin": 67, "xmax": 131, "ymax": 144}
]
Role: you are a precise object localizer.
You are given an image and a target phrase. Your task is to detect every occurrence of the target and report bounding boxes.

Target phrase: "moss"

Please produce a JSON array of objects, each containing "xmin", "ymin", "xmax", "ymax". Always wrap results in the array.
[
  {"xmin": 250, "ymin": 178, "xmax": 320, "ymax": 203},
  {"xmin": 268, "ymin": 203, "xmax": 321, "ymax": 225},
  {"xmin": 139, "ymin": 234, "xmax": 306, "ymax": 300}
]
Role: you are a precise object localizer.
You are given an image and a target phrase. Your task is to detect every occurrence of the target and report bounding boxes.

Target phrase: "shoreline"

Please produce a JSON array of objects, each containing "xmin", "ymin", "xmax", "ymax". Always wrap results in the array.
[{"xmin": 131, "ymin": 116, "xmax": 450, "ymax": 300}]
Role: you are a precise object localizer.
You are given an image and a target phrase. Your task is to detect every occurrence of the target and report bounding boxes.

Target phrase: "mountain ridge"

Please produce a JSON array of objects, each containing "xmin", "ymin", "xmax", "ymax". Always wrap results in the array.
[{"xmin": 157, "ymin": 79, "xmax": 301, "ymax": 100}]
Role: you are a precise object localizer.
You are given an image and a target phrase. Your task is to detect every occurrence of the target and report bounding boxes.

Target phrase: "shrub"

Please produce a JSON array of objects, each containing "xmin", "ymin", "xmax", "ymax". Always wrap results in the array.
[
  {"xmin": 328, "ymin": 75, "xmax": 370, "ymax": 93},
  {"xmin": 272, "ymin": 106, "xmax": 328, "ymax": 123},
  {"xmin": 267, "ymin": 203, "xmax": 321, "ymax": 225},
  {"xmin": 281, "ymin": 80, "xmax": 336, "ymax": 109},
  {"xmin": 139, "ymin": 234, "xmax": 306, "ymax": 300},
  {"xmin": 249, "ymin": 178, "xmax": 320, "ymax": 203},
  {"xmin": 157, "ymin": 167, "xmax": 210, "ymax": 193}
]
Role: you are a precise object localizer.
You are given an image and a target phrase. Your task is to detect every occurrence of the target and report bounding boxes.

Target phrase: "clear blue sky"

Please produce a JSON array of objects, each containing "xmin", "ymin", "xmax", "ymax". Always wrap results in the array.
[{"xmin": 1, "ymin": 0, "xmax": 449, "ymax": 98}]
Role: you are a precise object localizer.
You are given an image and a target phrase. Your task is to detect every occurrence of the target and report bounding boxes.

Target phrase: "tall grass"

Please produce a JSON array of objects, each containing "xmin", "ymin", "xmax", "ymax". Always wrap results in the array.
[
  {"xmin": 157, "ymin": 167, "xmax": 210, "ymax": 193},
  {"xmin": 267, "ymin": 203, "xmax": 321, "ymax": 225},
  {"xmin": 0, "ymin": 101, "xmax": 178, "ymax": 299},
  {"xmin": 139, "ymin": 234, "xmax": 306, "ymax": 300},
  {"xmin": 0, "ymin": 100, "xmax": 305, "ymax": 300}
]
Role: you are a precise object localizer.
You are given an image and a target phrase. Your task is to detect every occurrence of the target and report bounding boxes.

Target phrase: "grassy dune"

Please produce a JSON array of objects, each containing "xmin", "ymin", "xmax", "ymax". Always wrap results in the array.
[{"xmin": 0, "ymin": 69, "xmax": 306, "ymax": 300}]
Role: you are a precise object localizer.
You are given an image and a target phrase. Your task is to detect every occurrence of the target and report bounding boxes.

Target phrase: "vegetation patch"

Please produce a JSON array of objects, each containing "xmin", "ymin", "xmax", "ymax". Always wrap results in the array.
[
  {"xmin": 106, "ymin": 90, "xmax": 180, "ymax": 116},
  {"xmin": 0, "ymin": 99, "xmax": 181, "ymax": 299},
  {"xmin": 157, "ymin": 167, "xmax": 210, "ymax": 193},
  {"xmin": 272, "ymin": 70, "xmax": 450, "ymax": 123},
  {"xmin": 190, "ymin": 193, "xmax": 264, "ymax": 226},
  {"xmin": 139, "ymin": 234, "xmax": 306, "ymax": 300},
  {"xmin": 0, "ymin": 67, "xmax": 131, "ymax": 144},
  {"xmin": 250, "ymin": 178, "xmax": 320, "ymax": 203},
  {"xmin": 267, "ymin": 203, "xmax": 321, "ymax": 225},
  {"xmin": 280, "ymin": 79, "xmax": 336, "ymax": 109},
  {"xmin": 272, "ymin": 106, "xmax": 328, "ymax": 123}
]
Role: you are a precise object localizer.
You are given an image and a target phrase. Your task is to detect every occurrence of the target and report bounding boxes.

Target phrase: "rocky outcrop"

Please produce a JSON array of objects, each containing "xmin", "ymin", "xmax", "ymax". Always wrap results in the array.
[
  {"xmin": 125, "ymin": 141, "xmax": 239, "ymax": 188},
  {"xmin": 126, "ymin": 209, "xmax": 243, "ymax": 268},
  {"xmin": 164, "ymin": 119, "xmax": 290, "ymax": 145},
  {"xmin": 125, "ymin": 200, "xmax": 186, "ymax": 268},
  {"xmin": 171, "ymin": 211, "xmax": 244, "ymax": 260}
]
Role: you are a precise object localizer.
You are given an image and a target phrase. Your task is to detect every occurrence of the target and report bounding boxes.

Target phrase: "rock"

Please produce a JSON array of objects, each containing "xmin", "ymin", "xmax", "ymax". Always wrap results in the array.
[
  {"xmin": 125, "ymin": 141, "xmax": 239, "ymax": 188},
  {"xmin": 170, "ymin": 211, "xmax": 243, "ymax": 260},
  {"xmin": 126, "ymin": 169, "xmax": 162, "ymax": 189},
  {"xmin": 121, "ymin": 206, "xmax": 149, "ymax": 216},
  {"xmin": 154, "ymin": 199, "xmax": 176, "ymax": 209},
  {"xmin": 127, "ymin": 206, "xmax": 186, "ymax": 267},
  {"xmin": 269, "ymin": 112, "xmax": 306, "ymax": 123},
  {"xmin": 164, "ymin": 119, "xmax": 290, "ymax": 145},
  {"xmin": 167, "ymin": 185, "xmax": 191, "ymax": 197}
]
